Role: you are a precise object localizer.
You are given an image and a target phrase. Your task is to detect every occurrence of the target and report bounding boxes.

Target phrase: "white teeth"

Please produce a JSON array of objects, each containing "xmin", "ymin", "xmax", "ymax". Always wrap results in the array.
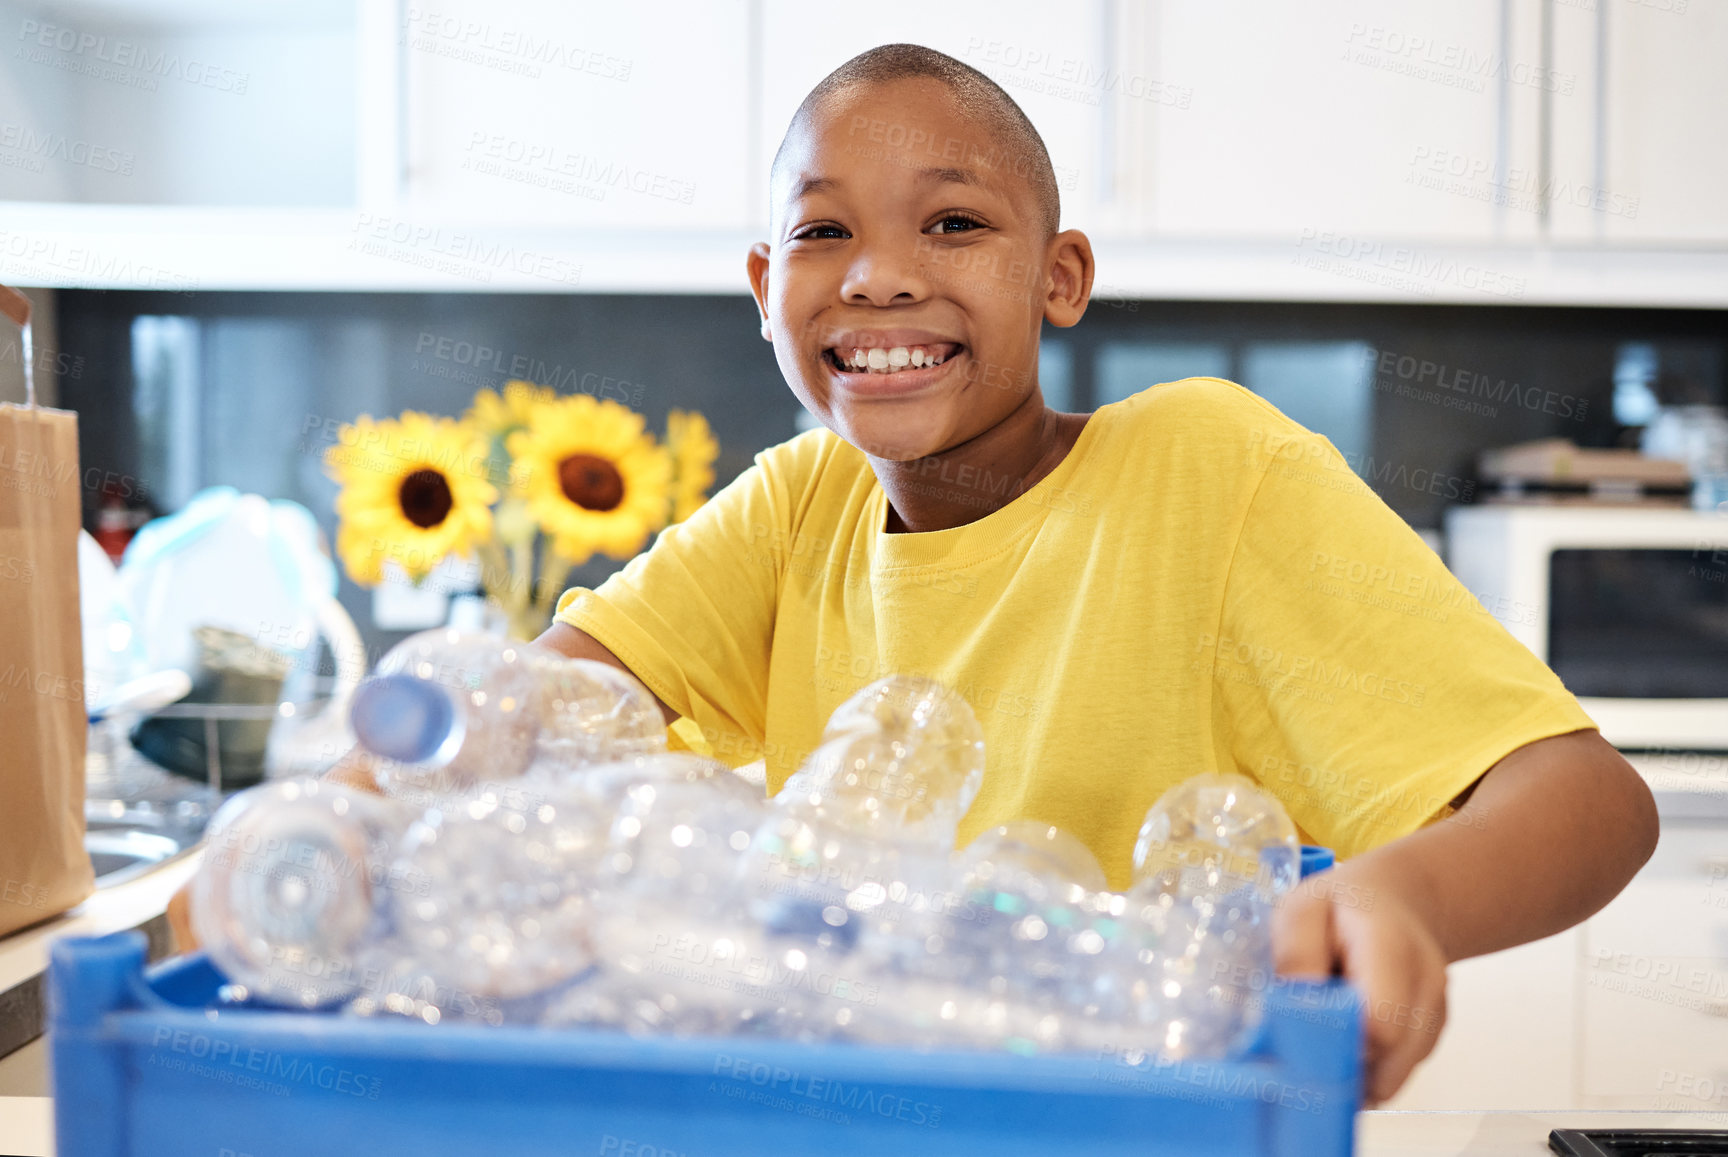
[{"xmin": 835, "ymin": 345, "xmax": 953, "ymax": 373}]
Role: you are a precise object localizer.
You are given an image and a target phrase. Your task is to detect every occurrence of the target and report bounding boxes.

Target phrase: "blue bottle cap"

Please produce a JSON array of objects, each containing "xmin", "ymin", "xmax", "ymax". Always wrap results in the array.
[{"xmin": 349, "ymin": 674, "xmax": 461, "ymax": 766}]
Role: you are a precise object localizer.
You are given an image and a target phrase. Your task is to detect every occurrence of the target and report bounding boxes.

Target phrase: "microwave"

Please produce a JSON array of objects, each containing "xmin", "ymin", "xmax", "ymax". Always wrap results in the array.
[{"xmin": 1444, "ymin": 505, "xmax": 1728, "ymax": 750}]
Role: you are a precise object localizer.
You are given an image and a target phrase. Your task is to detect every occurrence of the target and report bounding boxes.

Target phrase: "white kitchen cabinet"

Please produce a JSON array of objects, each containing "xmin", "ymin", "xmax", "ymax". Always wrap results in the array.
[
  {"xmin": 1388, "ymin": 813, "xmax": 1728, "ymax": 1113},
  {"xmin": 1385, "ymin": 928, "xmax": 1580, "ymax": 1111},
  {"xmin": 398, "ymin": 0, "xmax": 752, "ymax": 231},
  {"xmin": 1131, "ymin": 0, "xmax": 1519, "ymax": 243},
  {"xmin": 1547, "ymin": 0, "xmax": 1728, "ymax": 244},
  {"xmin": 4, "ymin": 0, "xmax": 1728, "ymax": 298},
  {"xmin": 1577, "ymin": 821, "xmax": 1728, "ymax": 1111},
  {"xmin": 756, "ymin": 0, "xmax": 1105, "ymax": 235},
  {"xmin": 0, "ymin": 0, "xmax": 357, "ymax": 207},
  {"xmin": 1579, "ymin": 953, "xmax": 1728, "ymax": 1109}
]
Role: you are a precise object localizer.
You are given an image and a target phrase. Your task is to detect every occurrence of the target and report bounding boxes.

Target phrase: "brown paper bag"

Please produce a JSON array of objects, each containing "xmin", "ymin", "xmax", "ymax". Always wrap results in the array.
[{"xmin": 0, "ymin": 290, "xmax": 92, "ymax": 936}]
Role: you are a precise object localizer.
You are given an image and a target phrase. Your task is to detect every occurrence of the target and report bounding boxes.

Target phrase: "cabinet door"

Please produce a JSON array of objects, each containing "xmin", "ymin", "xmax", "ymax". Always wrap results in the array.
[
  {"xmin": 1141, "ymin": 0, "xmax": 1515, "ymax": 242},
  {"xmin": 757, "ymin": 0, "xmax": 1105, "ymax": 235},
  {"xmin": 401, "ymin": 0, "xmax": 750, "ymax": 230},
  {"xmin": 1383, "ymin": 930, "xmax": 1580, "ymax": 1110},
  {"xmin": 1547, "ymin": 0, "xmax": 1728, "ymax": 244},
  {"xmin": 1578, "ymin": 822, "xmax": 1728, "ymax": 1109},
  {"xmin": 1599, "ymin": 0, "xmax": 1728, "ymax": 243}
]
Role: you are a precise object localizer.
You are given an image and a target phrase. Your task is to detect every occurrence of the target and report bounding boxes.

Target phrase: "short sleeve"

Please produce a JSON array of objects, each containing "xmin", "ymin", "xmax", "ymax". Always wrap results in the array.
[
  {"xmin": 554, "ymin": 447, "xmax": 788, "ymax": 751},
  {"xmin": 1210, "ymin": 427, "xmax": 1597, "ymax": 860}
]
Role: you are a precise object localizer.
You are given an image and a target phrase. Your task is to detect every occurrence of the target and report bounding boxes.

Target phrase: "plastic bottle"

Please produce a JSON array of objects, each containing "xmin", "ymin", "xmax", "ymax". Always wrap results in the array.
[
  {"xmin": 190, "ymin": 778, "xmax": 411, "ymax": 1008},
  {"xmin": 348, "ymin": 629, "xmax": 667, "ymax": 802}
]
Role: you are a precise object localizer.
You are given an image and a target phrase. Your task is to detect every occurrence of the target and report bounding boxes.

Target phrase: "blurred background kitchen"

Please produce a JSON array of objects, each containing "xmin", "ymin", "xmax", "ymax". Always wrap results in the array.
[{"xmin": 0, "ymin": 0, "xmax": 1724, "ymax": 1123}]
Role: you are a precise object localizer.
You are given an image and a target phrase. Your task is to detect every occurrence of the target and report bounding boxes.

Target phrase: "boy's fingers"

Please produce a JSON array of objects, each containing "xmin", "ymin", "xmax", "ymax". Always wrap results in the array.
[
  {"xmin": 1367, "ymin": 955, "xmax": 1447, "ymax": 1103},
  {"xmin": 167, "ymin": 882, "xmax": 199, "ymax": 953},
  {"xmin": 1333, "ymin": 906, "xmax": 1446, "ymax": 1104},
  {"xmin": 326, "ymin": 747, "xmax": 385, "ymax": 794},
  {"xmin": 1271, "ymin": 886, "xmax": 1336, "ymax": 980}
]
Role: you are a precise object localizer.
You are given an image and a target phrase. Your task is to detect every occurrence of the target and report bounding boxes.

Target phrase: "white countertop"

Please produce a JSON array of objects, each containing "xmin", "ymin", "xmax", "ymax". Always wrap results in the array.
[
  {"xmin": 0, "ymin": 852, "xmax": 199, "ymax": 998},
  {"xmin": 0, "ymin": 1096, "xmax": 49, "ymax": 1156},
  {"xmin": 1361, "ymin": 1111, "xmax": 1728, "ymax": 1154}
]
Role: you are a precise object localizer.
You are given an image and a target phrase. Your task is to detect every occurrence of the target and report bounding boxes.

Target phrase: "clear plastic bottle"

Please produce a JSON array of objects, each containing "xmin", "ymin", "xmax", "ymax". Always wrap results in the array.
[
  {"xmin": 348, "ymin": 629, "xmax": 666, "ymax": 802},
  {"xmin": 727, "ymin": 676, "xmax": 987, "ymax": 1041},
  {"xmin": 389, "ymin": 783, "xmax": 610, "ymax": 1002},
  {"xmin": 550, "ymin": 756, "xmax": 776, "ymax": 1036},
  {"xmin": 191, "ymin": 778, "xmax": 412, "ymax": 1008},
  {"xmin": 1113, "ymin": 772, "xmax": 1302, "ymax": 1060}
]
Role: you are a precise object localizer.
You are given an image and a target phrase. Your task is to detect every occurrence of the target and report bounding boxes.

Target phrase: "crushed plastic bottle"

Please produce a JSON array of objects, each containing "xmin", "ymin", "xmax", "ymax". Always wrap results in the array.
[
  {"xmin": 793, "ymin": 676, "xmax": 987, "ymax": 845},
  {"xmin": 958, "ymin": 821, "xmax": 1110, "ymax": 897},
  {"xmin": 544, "ymin": 756, "xmax": 779, "ymax": 1036},
  {"xmin": 191, "ymin": 778, "xmax": 412, "ymax": 1008},
  {"xmin": 203, "ymin": 660, "xmax": 1310, "ymax": 1065},
  {"xmin": 1111, "ymin": 772, "xmax": 1302, "ymax": 1060},
  {"xmin": 718, "ymin": 677, "xmax": 990, "ymax": 1042},
  {"xmin": 349, "ymin": 629, "xmax": 666, "ymax": 803},
  {"xmin": 844, "ymin": 821, "xmax": 1121, "ymax": 1054},
  {"xmin": 1132, "ymin": 772, "xmax": 1300, "ymax": 900},
  {"xmin": 391, "ymin": 781, "xmax": 610, "ymax": 1002}
]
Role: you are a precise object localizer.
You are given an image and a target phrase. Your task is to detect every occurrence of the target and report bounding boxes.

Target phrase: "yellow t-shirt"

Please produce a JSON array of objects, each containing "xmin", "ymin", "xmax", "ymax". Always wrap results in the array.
[{"xmin": 556, "ymin": 377, "xmax": 1594, "ymax": 888}]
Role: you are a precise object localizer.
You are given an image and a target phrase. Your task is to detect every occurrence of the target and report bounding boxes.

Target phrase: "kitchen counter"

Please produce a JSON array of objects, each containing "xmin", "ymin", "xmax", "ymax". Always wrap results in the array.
[
  {"xmin": 1360, "ymin": 1111, "xmax": 1728, "ymax": 1154},
  {"xmin": 0, "ymin": 853, "xmax": 199, "ymax": 1068},
  {"xmin": 2, "ymin": 1098, "xmax": 1725, "ymax": 1156}
]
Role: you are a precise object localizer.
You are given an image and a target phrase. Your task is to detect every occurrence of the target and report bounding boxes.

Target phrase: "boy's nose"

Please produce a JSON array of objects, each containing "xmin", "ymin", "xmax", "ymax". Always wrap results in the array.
[{"xmin": 840, "ymin": 245, "xmax": 930, "ymax": 307}]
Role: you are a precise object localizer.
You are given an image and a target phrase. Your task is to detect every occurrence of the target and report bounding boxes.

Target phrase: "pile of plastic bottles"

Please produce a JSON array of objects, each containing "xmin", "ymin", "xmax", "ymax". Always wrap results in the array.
[{"xmin": 191, "ymin": 629, "xmax": 1302, "ymax": 1062}]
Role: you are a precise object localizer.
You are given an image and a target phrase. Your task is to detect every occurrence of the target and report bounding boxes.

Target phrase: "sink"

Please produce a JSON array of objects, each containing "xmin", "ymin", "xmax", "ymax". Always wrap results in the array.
[{"xmin": 85, "ymin": 827, "xmax": 187, "ymax": 889}]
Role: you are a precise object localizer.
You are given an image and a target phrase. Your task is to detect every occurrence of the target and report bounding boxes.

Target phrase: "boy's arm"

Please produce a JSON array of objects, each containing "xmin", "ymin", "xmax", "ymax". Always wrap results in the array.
[
  {"xmin": 1274, "ymin": 728, "xmax": 1659, "ymax": 1105},
  {"xmin": 534, "ymin": 620, "xmax": 679, "ymax": 726}
]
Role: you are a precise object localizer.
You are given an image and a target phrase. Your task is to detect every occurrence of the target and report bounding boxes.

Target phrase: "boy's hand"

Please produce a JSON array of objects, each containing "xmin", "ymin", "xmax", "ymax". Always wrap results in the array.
[
  {"xmin": 1266, "ymin": 730, "xmax": 1658, "ymax": 1107},
  {"xmin": 1272, "ymin": 869, "xmax": 1448, "ymax": 1106}
]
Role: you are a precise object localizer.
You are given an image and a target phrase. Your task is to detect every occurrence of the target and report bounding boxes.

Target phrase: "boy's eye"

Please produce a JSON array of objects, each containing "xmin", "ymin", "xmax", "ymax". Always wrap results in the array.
[
  {"xmin": 929, "ymin": 214, "xmax": 985, "ymax": 235},
  {"xmin": 793, "ymin": 223, "xmax": 849, "ymax": 240}
]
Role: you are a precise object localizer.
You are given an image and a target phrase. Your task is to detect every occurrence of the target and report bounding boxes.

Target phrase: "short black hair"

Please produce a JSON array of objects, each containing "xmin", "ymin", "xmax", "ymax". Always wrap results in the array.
[{"xmin": 770, "ymin": 43, "xmax": 1061, "ymax": 237}]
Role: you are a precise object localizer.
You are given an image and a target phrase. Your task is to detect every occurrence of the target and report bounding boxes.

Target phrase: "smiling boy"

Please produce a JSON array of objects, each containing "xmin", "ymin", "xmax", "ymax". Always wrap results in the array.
[{"xmin": 537, "ymin": 45, "xmax": 1658, "ymax": 1100}]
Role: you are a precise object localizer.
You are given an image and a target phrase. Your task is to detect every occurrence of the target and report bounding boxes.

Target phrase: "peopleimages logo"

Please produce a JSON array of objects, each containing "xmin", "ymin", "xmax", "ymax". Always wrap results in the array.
[
  {"xmin": 711, "ymin": 1053, "xmax": 943, "ymax": 1128},
  {"xmin": 0, "ymin": 121, "xmax": 134, "ymax": 174},
  {"xmin": 16, "ymin": 19, "xmax": 250, "ymax": 93},
  {"xmin": 148, "ymin": 1027, "xmax": 381, "ymax": 1099}
]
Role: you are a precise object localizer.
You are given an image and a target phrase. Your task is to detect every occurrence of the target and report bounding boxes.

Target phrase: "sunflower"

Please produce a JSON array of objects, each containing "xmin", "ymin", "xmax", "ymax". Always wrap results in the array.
[
  {"xmin": 507, "ymin": 394, "xmax": 672, "ymax": 564},
  {"xmin": 324, "ymin": 412, "xmax": 497, "ymax": 586},
  {"xmin": 665, "ymin": 409, "xmax": 719, "ymax": 522},
  {"xmin": 466, "ymin": 379, "xmax": 554, "ymax": 442}
]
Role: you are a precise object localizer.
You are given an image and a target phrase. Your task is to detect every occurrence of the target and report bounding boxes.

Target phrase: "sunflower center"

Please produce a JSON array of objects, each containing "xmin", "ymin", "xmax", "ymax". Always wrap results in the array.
[
  {"xmin": 398, "ymin": 469, "xmax": 454, "ymax": 528},
  {"xmin": 558, "ymin": 454, "xmax": 625, "ymax": 512}
]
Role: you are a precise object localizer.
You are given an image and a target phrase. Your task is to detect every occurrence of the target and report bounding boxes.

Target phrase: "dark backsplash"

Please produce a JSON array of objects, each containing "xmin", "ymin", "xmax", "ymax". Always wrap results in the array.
[{"xmin": 51, "ymin": 290, "xmax": 1728, "ymax": 653}]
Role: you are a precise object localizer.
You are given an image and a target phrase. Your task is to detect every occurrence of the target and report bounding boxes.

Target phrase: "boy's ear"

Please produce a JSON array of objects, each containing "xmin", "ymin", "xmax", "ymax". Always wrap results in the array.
[
  {"xmin": 1042, "ymin": 229, "xmax": 1096, "ymax": 329},
  {"xmin": 746, "ymin": 242, "xmax": 773, "ymax": 341}
]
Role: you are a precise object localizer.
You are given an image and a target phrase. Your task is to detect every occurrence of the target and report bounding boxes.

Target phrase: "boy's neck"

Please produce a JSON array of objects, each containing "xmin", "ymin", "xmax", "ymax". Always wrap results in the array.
[{"xmin": 870, "ymin": 394, "xmax": 1090, "ymax": 534}]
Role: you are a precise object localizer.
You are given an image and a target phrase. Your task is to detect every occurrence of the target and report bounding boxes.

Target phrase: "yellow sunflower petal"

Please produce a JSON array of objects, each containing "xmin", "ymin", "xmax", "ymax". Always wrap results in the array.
[
  {"xmin": 324, "ymin": 411, "xmax": 498, "ymax": 587},
  {"xmin": 467, "ymin": 380, "xmax": 556, "ymax": 441},
  {"xmin": 666, "ymin": 409, "xmax": 719, "ymax": 522},
  {"xmin": 508, "ymin": 394, "xmax": 671, "ymax": 563}
]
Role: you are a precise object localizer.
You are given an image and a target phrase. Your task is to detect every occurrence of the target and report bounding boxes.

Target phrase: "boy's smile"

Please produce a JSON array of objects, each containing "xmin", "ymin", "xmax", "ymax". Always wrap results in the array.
[
  {"xmin": 749, "ymin": 77, "xmax": 1094, "ymax": 528},
  {"xmin": 821, "ymin": 328, "xmax": 961, "ymax": 397}
]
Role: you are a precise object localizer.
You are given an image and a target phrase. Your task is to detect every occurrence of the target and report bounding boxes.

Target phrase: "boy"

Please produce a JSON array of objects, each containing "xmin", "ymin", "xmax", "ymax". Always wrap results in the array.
[{"xmin": 538, "ymin": 45, "xmax": 1658, "ymax": 1102}]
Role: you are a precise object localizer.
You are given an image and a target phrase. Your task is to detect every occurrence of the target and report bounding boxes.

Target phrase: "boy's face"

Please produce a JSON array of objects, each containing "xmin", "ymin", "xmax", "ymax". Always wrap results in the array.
[{"xmin": 749, "ymin": 79, "xmax": 1087, "ymax": 462}]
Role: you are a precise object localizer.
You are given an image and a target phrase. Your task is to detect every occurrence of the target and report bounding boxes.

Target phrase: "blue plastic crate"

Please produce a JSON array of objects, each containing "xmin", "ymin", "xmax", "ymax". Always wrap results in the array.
[{"xmin": 50, "ymin": 932, "xmax": 1360, "ymax": 1156}]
